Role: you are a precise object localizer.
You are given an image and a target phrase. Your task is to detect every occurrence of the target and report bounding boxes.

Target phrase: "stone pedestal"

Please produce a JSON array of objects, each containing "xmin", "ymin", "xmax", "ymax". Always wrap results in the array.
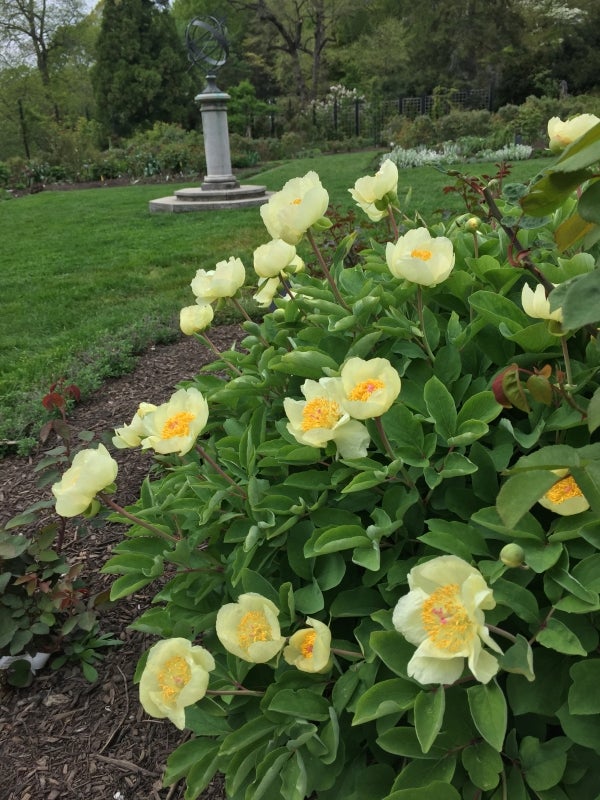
[{"xmin": 149, "ymin": 74, "xmax": 270, "ymax": 213}]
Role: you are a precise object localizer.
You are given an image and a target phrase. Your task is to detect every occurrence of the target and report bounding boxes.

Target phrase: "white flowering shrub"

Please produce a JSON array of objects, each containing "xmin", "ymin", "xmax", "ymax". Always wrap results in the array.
[
  {"xmin": 53, "ymin": 119, "xmax": 600, "ymax": 799},
  {"xmin": 387, "ymin": 140, "xmax": 533, "ymax": 171}
]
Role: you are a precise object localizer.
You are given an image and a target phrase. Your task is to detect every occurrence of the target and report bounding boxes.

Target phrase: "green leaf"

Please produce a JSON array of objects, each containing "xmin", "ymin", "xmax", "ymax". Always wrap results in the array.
[
  {"xmin": 267, "ymin": 689, "xmax": 330, "ymax": 721},
  {"xmin": 164, "ymin": 738, "xmax": 219, "ymax": 787},
  {"xmin": 391, "ymin": 756, "xmax": 457, "ymax": 791},
  {"xmin": 414, "ymin": 687, "xmax": 445, "ymax": 753},
  {"xmin": 370, "ymin": 630, "xmax": 415, "ymax": 678},
  {"xmin": 587, "ymin": 387, "xmax": 600, "ymax": 434},
  {"xmin": 304, "ymin": 525, "xmax": 370, "ymax": 557},
  {"xmin": 269, "ymin": 349, "xmax": 340, "ymax": 378},
  {"xmin": 219, "ymin": 716, "xmax": 276, "ymax": 757},
  {"xmin": 456, "ymin": 391, "xmax": 502, "ymax": 427},
  {"xmin": 246, "ymin": 747, "xmax": 290, "ymax": 800},
  {"xmin": 108, "ymin": 572, "xmax": 153, "ymax": 601},
  {"xmin": 423, "ymin": 376, "xmax": 456, "ymax": 440},
  {"xmin": 553, "ymin": 121, "xmax": 600, "ymax": 172},
  {"xmin": 496, "ymin": 470, "xmax": 558, "ymax": 528},
  {"xmin": 467, "ymin": 680, "xmax": 507, "ymax": 752},
  {"xmin": 556, "ymin": 701, "xmax": 600, "ymax": 752},
  {"xmin": 578, "ymin": 178, "xmax": 600, "ymax": 224},
  {"xmin": 377, "ymin": 727, "xmax": 445, "ymax": 759},
  {"xmin": 571, "ymin": 462, "xmax": 600, "ymax": 514},
  {"xmin": 468, "ymin": 290, "xmax": 530, "ymax": 332},
  {"xmin": 461, "ymin": 740, "xmax": 502, "ymax": 791},
  {"xmin": 497, "ymin": 634, "xmax": 535, "ymax": 681},
  {"xmin": 568, "ymin": 659, "xmax": 600, "ymax": 715},
  {"xmin": 549, "ymin": 270, "xmax": 600, "ymax": 328},
  {"xmin": 383, "ymin": 782, "xmax": 461, "ymax": 799},
  {"xmin": 280, "ymin": 751, "xmax": 307, "ymax": 800},
  {"xmin": 519, "ymin": 736, "xmax": 570, "ymax": 791},
  {"xmin": 536, "ymin": 617, "xmax": 587, "ymax": 656},
  {"xmin": 352, "ymin": 678, "xmax": 418, "ymax": 725},
  {"xmin": 521, "ymin": 169, "xmax": 593, "ymax": 216}
]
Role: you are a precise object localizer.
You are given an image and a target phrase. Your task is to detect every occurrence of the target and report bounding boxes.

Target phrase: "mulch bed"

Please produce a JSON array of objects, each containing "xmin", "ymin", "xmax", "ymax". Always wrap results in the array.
[{"xmin": 1, "ymin": 326, "xmax": 243, "ymax": 800}]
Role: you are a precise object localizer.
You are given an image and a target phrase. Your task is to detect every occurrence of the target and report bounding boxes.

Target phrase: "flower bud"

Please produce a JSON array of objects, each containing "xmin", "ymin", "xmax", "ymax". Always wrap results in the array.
[
  {"xmin": 499, "ymin": 543, "xmax": 525, "ymax": 568},
  {"xmin": 465, "ymin": 217, "xmax": 480, "ymax": 232}
]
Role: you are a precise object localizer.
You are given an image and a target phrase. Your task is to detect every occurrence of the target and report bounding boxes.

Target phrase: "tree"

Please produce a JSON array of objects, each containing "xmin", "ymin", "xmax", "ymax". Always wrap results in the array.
[
  {"xmin": 92, "ymin": 0, "xmax": 192, "ymax": 139},
  {"xmin": 0, "ymin": 0, "xmax": 85, "ymax": 85}
]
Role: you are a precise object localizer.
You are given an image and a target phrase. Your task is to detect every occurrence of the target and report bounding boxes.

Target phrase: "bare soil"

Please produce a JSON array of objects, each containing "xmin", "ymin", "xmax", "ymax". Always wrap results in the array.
[{"xmin": 0, "ymin": 326, "xmax": 243, "ymax": 800}]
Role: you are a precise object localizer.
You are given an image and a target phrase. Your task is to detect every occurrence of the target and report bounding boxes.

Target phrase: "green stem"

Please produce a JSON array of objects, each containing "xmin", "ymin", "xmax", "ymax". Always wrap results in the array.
[
  {"xmin": 206, "ymin": 689, "xmax": 264, "ymax": 697},
  {"xmin": 416, "ymin": 285, "xmax": 436, "ymax": 364},
  {"xmin": 306, "ymin": 229, "xmax": 351, "ymax": 311},
  {"xmin": 486, "ymin": 624, "xmax": 517, "ymax": 644},
  {"xmin": 199, "ymin": 332, "xmax": 243, "ymax": 376},
  {"xmin": 561, "ymin": 335, "xmax": 574, "ymax": 390},
  {"xmin": 331, "ymin": 647, "xmax": 363, "ymax": 659},
  {"xmin": 195, "ymin": 445, "xmax": 247, "ymax": 499},
  {"xmin": 98, "ymin": 493, "xmax": 178, "ymax": 543},
  {"xmin": 387, "ymin": 204, "xmax": 399, "ymax": 240},
  {"xmin": 229, "ymin": 297, "xmax": 270, "ymax": 348}
]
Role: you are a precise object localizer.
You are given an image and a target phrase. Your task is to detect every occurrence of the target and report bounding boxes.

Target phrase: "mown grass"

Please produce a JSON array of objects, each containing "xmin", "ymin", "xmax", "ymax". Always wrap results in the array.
[{"xmin": 0, "ymin": 151, "xmax": 549, "ymax": 451}]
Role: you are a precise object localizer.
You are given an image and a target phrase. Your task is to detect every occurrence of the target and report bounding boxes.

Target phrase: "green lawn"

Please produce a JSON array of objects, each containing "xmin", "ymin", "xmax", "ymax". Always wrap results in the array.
[{"xmin": 0, "ymin": 152, "xmax": 549, "ymax": 451}]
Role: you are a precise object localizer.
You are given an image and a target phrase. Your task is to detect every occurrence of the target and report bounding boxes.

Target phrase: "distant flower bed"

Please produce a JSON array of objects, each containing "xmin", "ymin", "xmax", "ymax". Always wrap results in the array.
[{"xmin": 386, "ymin": 140, "xmax": 534, "ymax": 170}]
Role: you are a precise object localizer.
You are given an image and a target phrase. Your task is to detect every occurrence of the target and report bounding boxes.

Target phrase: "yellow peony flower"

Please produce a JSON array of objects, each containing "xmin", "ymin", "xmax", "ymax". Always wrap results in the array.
[
  {"xmin": 253, "ymin": 276, "xmax": 282, "ymax": 308},
  {"xmin": 340, "ymin": 357, "xmax": 401, "ymax": 420},
  {"xmin": 216, "ymin": 593, "xmax": 286, "ymax": 663},
  {"xmin": 547, "ymin": 114, "xmax": 600, "ymax": 153},
  {"xmin": 179, "ymin": 303, "xmax": 214, "ymax": 335},
  {"xmin": 139, "ymin": 638, "xmax": 215, "ymax": 730},
  {"xmin": 52, "ymin": 444, "xmax": 118, "ymax": 517},
  {"xmin": 190, "ymin": 257, "xmax": 246, "ymax": 304},
  {"xmin": 140, "ymin": 387, "xmax": 209, "ymax": 456},
  {"xmin": 284, "ymin": 377, "xmax": 370, "ymax": 459},
  {"xmin": 260, "ymin": 171, "xmax": 329, "ymax": 245},
  {"xmin": 538, "ymin": 470, "xmax": 589, "ymax": 516},
  {"xmin": 392, "ymin": 555, "xmax": 501, "ymax": 685},
  {"xmin": 521, "ymin": 283, "xmax": 563, "ymax": 323},
  {"xmin": 349, "ymin": 158, "xmax": 398, "ymax": 221},
  {"xmin": 253, "ymin": 238, "xmax": 298, "ymax": 279},
  {"xmin": 385, "ymin": 228, "xmax": 455, "ymax": 287},
  {"xmin": 283, "ymin": 617, "xmax": 331, "ymax": 673},
  {"xmin": 112, "ymin": 402, "xmax": 157, "ymax": 449}
]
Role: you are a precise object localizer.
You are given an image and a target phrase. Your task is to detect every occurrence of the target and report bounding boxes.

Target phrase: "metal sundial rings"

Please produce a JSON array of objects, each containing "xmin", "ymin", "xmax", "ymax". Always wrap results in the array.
[{"xmin": 185, "ymin": 16, "xmax": 229, "ymax": 71}]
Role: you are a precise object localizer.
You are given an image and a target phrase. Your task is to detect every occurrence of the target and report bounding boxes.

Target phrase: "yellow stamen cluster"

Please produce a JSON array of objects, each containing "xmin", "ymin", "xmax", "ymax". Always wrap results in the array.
[
  {"xmin": 301, "ymin": 398, "xmax": 341, "ymax": 431},
  {"xmin": 291, "ymin": 197, "xmax": 302, "ymax": 205},
  {"xmin": 421, "ymin": 583, "xmax": 475, "ymax": 653},
  {"xmin": 161, "ymin": 411, "xmax": 195, "ymax": 439},
  {"xmin": 299, "ymin": 630, "xmax": 317, "ymax": 658},
  {"xmin": 348, "ymin": 379, "xmax": 385, "ymax": 402},
  {"xmin": 238, "ymin": 611, "xmax": 270, "ymax": 650},
  {"xmin": 545, "ymin": 475, "xmax": 584, "ymax": 504},
  {"xmin": 158, "ymin": 656, "xmax": 191, "ymax": 703},
  {"xmin": 411, "ymin": 248, "xmax": 433, "ymax": 261}
]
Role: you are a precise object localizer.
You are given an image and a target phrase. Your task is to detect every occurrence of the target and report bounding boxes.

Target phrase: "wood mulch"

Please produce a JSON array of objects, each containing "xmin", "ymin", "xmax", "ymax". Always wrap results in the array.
[{"xmin": 0, "ymin": 326, "xmax": 243, "ymax": 800}]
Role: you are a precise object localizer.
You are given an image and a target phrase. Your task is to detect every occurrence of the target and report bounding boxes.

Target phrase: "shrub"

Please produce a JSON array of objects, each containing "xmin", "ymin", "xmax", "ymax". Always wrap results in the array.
[{"xmin": 51, "ymin": 121, "xmax": 600, "ymax": 799}]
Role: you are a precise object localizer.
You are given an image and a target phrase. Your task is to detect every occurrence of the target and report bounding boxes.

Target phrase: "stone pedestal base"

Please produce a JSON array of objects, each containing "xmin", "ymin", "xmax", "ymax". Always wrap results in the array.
[{"xmin": 149, "ymin": 183, "xmax": 271, "ymax": 213}]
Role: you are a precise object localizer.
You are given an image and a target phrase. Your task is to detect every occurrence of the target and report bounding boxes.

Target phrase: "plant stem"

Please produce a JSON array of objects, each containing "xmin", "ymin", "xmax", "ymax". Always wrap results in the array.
[
  {"xmin": 331, "ymin": 647, "xmax": 363, "ymax": 658},
  {"xmin": 416, "ymin": 285, "xmax": 436, "ymax": 363},
  {"xmin": 306, "ymin": 229, "xmax": 351, "ymax": 311},
  {"xmin": 195, "ymin": 445, "xmax": 248, "ymax": 499},
  {"xmin": 229, "ymin": 297, "xmax": 270, "ymax": 348},
  {"xmin": 561, "ymin": 335, "xmax": 574, "ymax": 390},
  {"xmin": 486, "ymin": 625, "xmax": 517, "ymax": 643},
  {"xmin": 206, "ymin": 689, "xmax": 264, "ymax": 697},
  {"xmin": 199, "ymin": 332, "xmax": 243, "ymax": 376},
  {"xmin": 387, "ymin": 204, "xmax": 399, "ymax": 240},
  {"xmin": 98, "ymin": 493, "xmax": 178, "ymax": 542}
]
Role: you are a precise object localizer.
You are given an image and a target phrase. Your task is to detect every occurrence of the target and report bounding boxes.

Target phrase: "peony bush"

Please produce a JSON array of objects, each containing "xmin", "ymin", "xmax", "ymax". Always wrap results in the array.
[{"xmin": 54, "ymin": 116, "xmax": 600, "ymax": 799}]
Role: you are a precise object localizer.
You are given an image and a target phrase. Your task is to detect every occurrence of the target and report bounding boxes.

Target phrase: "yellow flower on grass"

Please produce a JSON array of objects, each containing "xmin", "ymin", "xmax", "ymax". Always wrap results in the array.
[
  {"xmin": 260, "ymin": 171, "xmax": 329, "ymax": 245},
  {"xmin": 386, "ymin": 228, "xmax": 455, "ymax": 287},
  {"xmin": 547, "ymin": 114, "xmax": 600, "ymax": 152},
  {"xmin": 141, "ymin": 387, "xmax": 208, "ymax": 456},
  {"xmin": 112, "ymin": 402, "xmax": 157, "ymax": 449},
  {"xmin": 139, "ymin": 638, "xmax": 215, "ymax": 730},
  {"xmin": 392, "ymin": 555, "xmax": 501, "ymax": 685},
  {"xmin": 538, "ymin": 470, "xmax": 589, "ymax": 516},
  {"xmin": 190, "ymin": 257, "xmax": 246, "ymax": 304},
  {"xmin": 52, "ymin": 444, "xmax": 118, "ymax": 517},
  {"xmin": 253, "ymin": 239, "xmax": 298, "ymax": 279},
  {"xmin": 521, "ymin": 283, "xmax": 563, "ymax": 323},
  {"xmin": 284, "ymin": 378, "xmax": 370, "ymax": 459},
  {"xmin": 216, "ymin": 593, "xmax": 286, "ymax": 663},
  {"xmin": 349, "ymin": 158, "xmax": 398, "ymax": 221},
  {"xmin": 180, "ymin": 303, "xmax": 214, "ymax": 335},
  {"xmin": 283, "ymin": 618, "xmax": 331, "ymax": 673},
  {"xmin": 340, "ymin": 357, "xmax": 401, "ymax": 420}
]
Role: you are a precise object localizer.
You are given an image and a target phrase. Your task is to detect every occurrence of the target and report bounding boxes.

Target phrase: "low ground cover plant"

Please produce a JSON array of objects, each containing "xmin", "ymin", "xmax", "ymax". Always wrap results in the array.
[{"xmin": 42, "ymin": 112, "xmax": 600, "ymax": 798}]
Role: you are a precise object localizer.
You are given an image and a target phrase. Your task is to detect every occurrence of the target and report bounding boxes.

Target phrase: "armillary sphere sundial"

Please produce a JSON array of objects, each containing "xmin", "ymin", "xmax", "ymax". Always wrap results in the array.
[
  {"xmin": 185, "ymin": 16, "xmax": 229, "ymax": 74},
  {"xmin": 148, "ymin": 15, "xmax": 271, "ymax": 211}
]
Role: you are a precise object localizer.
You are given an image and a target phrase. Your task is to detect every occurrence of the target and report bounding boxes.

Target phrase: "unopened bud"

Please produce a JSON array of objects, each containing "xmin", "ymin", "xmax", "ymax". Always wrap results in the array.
[
  {"xmin": 465, "ymin": 217, "xmax": 480, "ymax": 232},
  {"xmin": 500, "ymin": 543, "xmax": 525, "ymax": 568}
]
